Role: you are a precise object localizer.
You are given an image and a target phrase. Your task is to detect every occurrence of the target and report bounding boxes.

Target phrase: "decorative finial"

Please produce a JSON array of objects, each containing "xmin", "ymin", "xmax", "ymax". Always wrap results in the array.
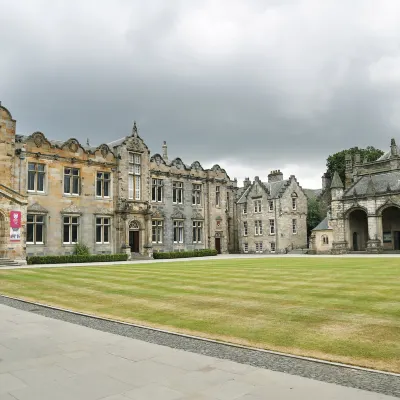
[
  {"xmin": 132, "ymin": 121, "xmax": 138, "ymax": 138},
  {"xmin": 86, "ymin": 138, "xmax": 90, "ymax": 146}
]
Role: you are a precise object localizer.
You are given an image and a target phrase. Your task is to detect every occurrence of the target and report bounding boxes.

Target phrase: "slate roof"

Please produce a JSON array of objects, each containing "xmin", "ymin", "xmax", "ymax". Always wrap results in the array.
[
  {"xmin": 344, "ymin": 170, "xmax": 400, "ymax": 197},
  {"xmin": 312, "ymin": 217, "xmax": 331, "ymax": 231},
  {"xmin": 237, "ymin": 186, "xmax": 251, "ymax": 204},
  {"xmin": 237, "ymin": 179, "xmax": 289, "ymax": 204},
  {"xmin": 107, "ymin": 137, "xmax": 127, "ymax": 147}
]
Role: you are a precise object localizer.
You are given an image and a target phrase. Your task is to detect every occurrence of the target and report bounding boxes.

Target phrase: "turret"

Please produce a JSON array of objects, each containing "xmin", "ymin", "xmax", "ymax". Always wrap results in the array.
[{"xmin": 330, "ymin": 171, "xmax": 344, "ymax": 200}]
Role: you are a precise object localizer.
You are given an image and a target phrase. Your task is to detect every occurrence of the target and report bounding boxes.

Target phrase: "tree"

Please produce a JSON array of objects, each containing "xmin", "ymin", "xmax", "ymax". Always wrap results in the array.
[
  {"xmin": 307, "ymin": 197, "xmax": 324, "ymax": 239},
  {"xmin": 326, "ymin": 146, "xmax": 384, "ymax": 184}
]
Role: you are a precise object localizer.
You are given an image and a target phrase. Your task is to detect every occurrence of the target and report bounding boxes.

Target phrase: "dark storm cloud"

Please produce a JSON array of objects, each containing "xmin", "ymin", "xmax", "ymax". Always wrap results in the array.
[{"xmin": 1, "ymin": 0, "xmax": 400, "ymax": 187}]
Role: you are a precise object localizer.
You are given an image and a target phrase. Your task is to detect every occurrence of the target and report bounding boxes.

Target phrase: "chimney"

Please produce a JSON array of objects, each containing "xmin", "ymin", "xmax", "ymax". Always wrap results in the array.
[
  {"xmin": 243, "ymin": 177, "xmax": 251, "ymax": 188},
  {"xmin": 162, "ymin": 141, "xmax": 168, "ymax": 161},
  {"xmin": 391, "ymin": 138, "xmax": 398, "ymax": 157},
  {"xmin": 268, "ymin": 169, "xmax": 283, "ymax": 183},
  {"xmin": 321, "ymin": 172, "xmax": 331, "ymax": 191}
]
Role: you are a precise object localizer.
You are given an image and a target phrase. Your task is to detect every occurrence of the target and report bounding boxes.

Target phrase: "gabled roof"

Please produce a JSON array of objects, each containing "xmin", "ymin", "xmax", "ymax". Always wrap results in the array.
[
  {"xmin": 312, "ymin": 217, "xmax": 332, "ymax": 231},
  {"xmin": 262, "ymin": 180, "xmax": 289, "ymax": 198},
  {"xmin": 237, "ymin": 186, "xmax": 251, "ymax": 204}
]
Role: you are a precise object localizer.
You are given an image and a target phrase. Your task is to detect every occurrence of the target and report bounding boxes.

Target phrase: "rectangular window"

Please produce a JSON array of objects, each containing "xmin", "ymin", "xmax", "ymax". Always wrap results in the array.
[
  {"xmin": 269, "ymin": 219, "xmax": 275, "ymax": 235},
  {"xmin": 64, "ymin": 167, "xmax": 80, "ymax": 195},
  {"xmin": 268, "ymin": 201, "xmax": 274, "ymax": 211},
  {"xmin": 227, "ymin": 192, "xmax": 230, "ymax": 211},
  {"xmin": 192, "ymin": 184, "xmax": 202, "ymax": 205},
  {"xmin": 292, "ymin": 219, "xmax": 297, "ymax": 234},
  {"xmin": 292, "ymin": 197, "xmax": 297, "ymax": 210},
  {"xmin": 216, "ymin": 186, "xmax": 220, "ymax": 206},
  {"xmin": 193, "ymin": 221, "xmax": 202, "ymax": 243},
  {"xmin": 271, "ymin": 242, "xmax": 276, "ymax": 252},
  {"xmin": 129, "ymin": 153, "xmax": 141, "ymax": 200},
  {"xmin": 173, "ymin": 220, "xmax": 184, "ymax": 243},
  {"xmin": 255, "ymin": 242, "xmax": 263, "ymax": 253},
  {"xmin": 255, "ymin": 220, "xmax": 263, "ymax": 235},
  {"xmin": 96, "ymin": 172, "xmax": 111, "ymax": 197},
  {"xmin": 243, "ymin": 203, "xmax": 247, "ymax": 214},
  {"xmin": 254, "ymin": 200, "xmax": 262, "ymax": 213},
  {"xmin": 243, "ymin": 243, "xmax": 249, "ymax": 253},
  {"xmin": 26, "ymin": 214, "xmax": 44, "ymax": 244},
  {"xmin": 96, "ymin": 217, "xmax": 110, "ymax": 244},
  {"xmin": 152, "ymin": 220, "xmax": 163, "ymax": 243},
  {"xmin": 28, "ymin": 163, "xmax": 45, "ymax": 192},
  {"xmin": 173, "ymin": 181, "xmax": 183, "ymax": 204},
  {"xmin": 151, "ymin": 179, "xmax": 163, "ymax": 202},
  {"xmin": 243, "ymin": 221, "xmax": 248, "ymax": 236},
  {"xmin": 63, "ymin": 216, "xmax": 79, "ymax": 244}
]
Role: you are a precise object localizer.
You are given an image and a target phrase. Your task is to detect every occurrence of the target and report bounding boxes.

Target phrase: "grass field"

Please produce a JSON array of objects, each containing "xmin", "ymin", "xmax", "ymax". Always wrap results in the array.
[{"xmin": 1, "ymin": 257, "xmax": 399, "ymax": 372}]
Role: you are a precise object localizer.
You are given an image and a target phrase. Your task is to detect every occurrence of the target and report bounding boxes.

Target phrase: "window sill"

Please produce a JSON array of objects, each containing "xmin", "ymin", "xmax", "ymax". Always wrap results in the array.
[
  {"xmin": 27, "ymin": 191, "xmax": 47, "ymax": 196},
  {"xmin": 26, "ymin": 243, "xmax": 45, "ymax": 246}
]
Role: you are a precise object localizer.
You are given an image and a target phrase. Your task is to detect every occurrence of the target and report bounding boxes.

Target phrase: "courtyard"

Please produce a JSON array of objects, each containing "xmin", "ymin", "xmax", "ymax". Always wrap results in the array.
[{"xmin": 0, "ymin": 257, "xmax": 399, "ymax": 373}]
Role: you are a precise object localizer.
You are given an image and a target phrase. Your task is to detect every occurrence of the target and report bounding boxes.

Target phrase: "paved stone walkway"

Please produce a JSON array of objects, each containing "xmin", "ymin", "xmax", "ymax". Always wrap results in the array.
[{"xmin": 0, "ymin": 305, "xmax": 396, "ymax": 400}]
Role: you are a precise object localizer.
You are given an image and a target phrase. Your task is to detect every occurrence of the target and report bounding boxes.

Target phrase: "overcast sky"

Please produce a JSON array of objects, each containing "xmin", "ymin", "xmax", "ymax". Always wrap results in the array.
[{"xmin": 1, "ymin": 0, "xmax": 400, "ymax": 188}]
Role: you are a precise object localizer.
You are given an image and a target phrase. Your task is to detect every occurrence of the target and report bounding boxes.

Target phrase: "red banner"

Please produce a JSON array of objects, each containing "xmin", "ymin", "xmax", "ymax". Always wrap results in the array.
[{"xmin": 10, "ymin": 211, "xmax": 21, "ymax": 228}]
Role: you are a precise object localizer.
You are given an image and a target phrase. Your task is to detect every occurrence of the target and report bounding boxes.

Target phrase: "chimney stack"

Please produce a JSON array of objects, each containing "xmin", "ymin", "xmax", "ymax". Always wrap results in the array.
[
  {"xmin": 162, "ymin": 141, "xmax": 168, "ymax": 161},
  {"xmin": 268, "ymin": 169, "xmax": 283, "ymax": 183},
  {"xmin": 243, "ymin": 177, "xmax": 251, "ymax": 188}
]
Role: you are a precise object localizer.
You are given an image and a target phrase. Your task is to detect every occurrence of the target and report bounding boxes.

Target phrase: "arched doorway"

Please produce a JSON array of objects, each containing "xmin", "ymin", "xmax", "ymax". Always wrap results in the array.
[
  {"xmin": 381, "ymin": 206, "xmax": 400, "ymax": 250},
  {"xmin": 128, "ymin": 220, "xmax": 140, "ymax": 253},
  {"xmin": 348, "ymin": 209, "xmax": 368, "ymax": 251},
  {"xmin": 0, "ymin": 212, "xmax": 5, "ymax": 258}
]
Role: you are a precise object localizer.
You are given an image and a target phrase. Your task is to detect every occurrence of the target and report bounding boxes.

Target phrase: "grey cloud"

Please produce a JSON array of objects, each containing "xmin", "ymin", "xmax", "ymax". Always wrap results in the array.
[{"xmin": 1, "ymin": 0, "xmax": 400, "ymax": 186}]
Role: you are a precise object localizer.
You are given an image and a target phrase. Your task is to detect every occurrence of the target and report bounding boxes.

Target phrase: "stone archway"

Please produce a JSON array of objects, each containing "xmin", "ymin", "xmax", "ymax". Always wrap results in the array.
[
  {"xmin": 348, "ymin": 209, "xmax": 368, "ymax": 251},
  {"xmin": 381, "ymin": 206, "xmax": 400, "ymax": 250}
]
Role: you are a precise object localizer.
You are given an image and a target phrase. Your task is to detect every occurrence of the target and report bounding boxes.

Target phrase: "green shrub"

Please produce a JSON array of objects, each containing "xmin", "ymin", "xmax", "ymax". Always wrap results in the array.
[
  {"xmin": 27, "ymin": 254, "xmax": 128, "ymax": 265},
  {"xmin": 74, "ymin": 243, "xmax": 90, "ymax": 255},
  {"xmin": 153, "ymin": 249, "xmax": 218, "ymax": 259}
]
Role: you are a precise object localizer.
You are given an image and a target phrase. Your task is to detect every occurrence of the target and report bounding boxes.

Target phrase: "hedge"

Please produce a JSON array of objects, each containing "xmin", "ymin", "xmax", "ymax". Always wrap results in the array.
[
  {"xmin": 27, "ymin": 254, "xmax": 129, "ymax": 265},
  {"xmin": 153, "ymin": 249, "xmax": 218, "ymax": 259}
]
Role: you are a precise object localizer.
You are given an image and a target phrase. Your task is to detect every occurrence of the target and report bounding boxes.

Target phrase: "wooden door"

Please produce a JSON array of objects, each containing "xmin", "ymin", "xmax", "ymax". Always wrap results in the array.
[
  {"xmin": 129, "ymin": 231, "xmax": 140, "ymax": 253},
  {"xmin": 352, "ymin": 232, "xmax": 358, "ymax": 251},
  {"xmin": 215, "ymin": 238, "xmax": 221, "ymax": 254}
]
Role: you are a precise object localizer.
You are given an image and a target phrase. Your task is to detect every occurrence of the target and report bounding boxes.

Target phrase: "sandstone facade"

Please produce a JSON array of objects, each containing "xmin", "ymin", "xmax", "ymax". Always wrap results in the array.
[{"xmin": 0, "ymin": 104, "xmax": 308, "ymax": 260}]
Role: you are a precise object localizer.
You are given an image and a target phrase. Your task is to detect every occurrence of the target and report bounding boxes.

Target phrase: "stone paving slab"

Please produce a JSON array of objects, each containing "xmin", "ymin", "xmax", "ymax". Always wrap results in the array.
[{"xmin": 0, "ymin": 304, "xmax": 398, "ymax": 399}]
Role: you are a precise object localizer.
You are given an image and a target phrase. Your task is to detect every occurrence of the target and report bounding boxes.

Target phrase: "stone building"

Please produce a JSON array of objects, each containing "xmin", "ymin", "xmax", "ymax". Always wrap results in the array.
[
  {"xmin": 236, "ymin": 171, "xmax": 308, "ymax": 253},
  {"xmin": 308, "ymin": 216, "xmax": 333, "ymax": 254},
  {"xmin": 325, "ymin": 139, "xmax": 400, "ymax": 254},
  {"xmin": 0, "ymin": 103, "xmax": 240, "ymax": 261}
]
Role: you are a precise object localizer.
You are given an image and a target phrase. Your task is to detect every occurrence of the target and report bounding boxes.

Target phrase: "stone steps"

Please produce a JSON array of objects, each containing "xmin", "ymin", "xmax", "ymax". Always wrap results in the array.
[{"xmin": 0, "ymin": 258, "xmax": 21, "ymax": 267}]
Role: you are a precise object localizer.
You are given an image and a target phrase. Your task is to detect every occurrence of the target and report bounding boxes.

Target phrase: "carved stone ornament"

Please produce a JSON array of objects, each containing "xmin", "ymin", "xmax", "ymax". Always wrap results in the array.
[
  {"xmin": 100, "ymin": 145, "xmax": 108, "ymax": 158},
  {"xmin": 155, "ymin": 155, "xmax": 161, "ymax": 165},
  {"xmin": 171, "ymin": 209, "xmax": 185, "ymax": 219},
  {"xmin": 129, "ymin": 220, "xmax": 140, "ymax": 230},
  {"xmin": 152, "ymin": 209, "xmax": 165, "ymax": 219},
  {"xmin": 191, "ymin": 211, "xmax": 204, "ymax": 220},
  {"xmin": 33, "ymin": 133, "xmax": 44, "ymax": 148},
  {"xmin": 69, "ymin": 140, "xmax": 79, "ymax": 153},
  {"xmin": 94, "ymin": 207, "xmax": 113, "ymax": 216},
  {"xmin": 27, "ymin": 202, "xmax": 48, "ymax": 214},
  {"xmin": 61, "ymin": 203, "xmax": 82, "ymax": 214}
]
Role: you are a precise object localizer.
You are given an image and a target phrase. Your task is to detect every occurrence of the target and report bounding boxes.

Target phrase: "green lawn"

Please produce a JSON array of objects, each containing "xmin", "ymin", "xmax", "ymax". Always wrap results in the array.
[{"xmin": 1, "ymin": 258, "xmax": 399, "ymax": 372}]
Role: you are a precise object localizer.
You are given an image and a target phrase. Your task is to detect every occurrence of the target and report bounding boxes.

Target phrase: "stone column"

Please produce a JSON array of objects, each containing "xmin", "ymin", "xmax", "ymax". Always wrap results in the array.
[
  {"xmin": 143, "ymin": 211, "xmax": 153, "ymax": 258},
  {"xmin": 367, "ymin": 215, "xmax": 383, "ymax": 253}
]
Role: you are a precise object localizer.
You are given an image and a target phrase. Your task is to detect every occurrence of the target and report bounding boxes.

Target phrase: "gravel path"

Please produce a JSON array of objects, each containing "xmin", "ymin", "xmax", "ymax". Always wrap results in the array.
[{"xmin": 1, "ymin": 295, "xmax": 399, "ymax": 398}]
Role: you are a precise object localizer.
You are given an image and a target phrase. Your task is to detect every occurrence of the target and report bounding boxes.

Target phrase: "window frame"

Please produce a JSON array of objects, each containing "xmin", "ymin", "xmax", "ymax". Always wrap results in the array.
[
  {"xmin": 216, "ymin": 186, "xmax": 220, "ymax": 206},
  {"xmin": 292, "ymin": 197, "xmax": 297, "ymax": 210},
  {"xmin": 128, "ymin": 152, "xmax": 141, "ymax": 200},
  {"xmin": 192, "ymin": 221, "xmax": 202, "ymax": 243},
  {"xmin": 270, "ymin": 242, "xmax": 276, "ymax": 253},
  {"xmin": 269, "ymin": 219, "xmax": 275, "ymax": 235},
  {"xmin": 152, "ymin": 220, "xmax": 163, "ymax": 243},
  {"xmin": 255, "ymin": 220, "xmax": 263, "ymax": 236},
  {"xmin": 243, "ymin": 221, "xmax": 248, "ymax": 236},
  {"xmin": 173, "ymin": 220, "xmax": 184, "ymax": 243},
  {"xmin": 255, "ymin": 242, "xmax": 263, "ymax": 253},
  {"xmin": 26, "ymin": 214, "xmax": 45, "ymax": 244},
  {"xmin": 243, "ymin": 243, "xmax": 249, "ymax": 253},
  {"xmin": 254, "ymin": 200, "xmax": 262, "ymax": 213},
  {"xmin": 243, "ymin": 203, "xmax": 247, "ymax": 214},
  {"xmin": 268, "ymin": 200, "xmax": 274, "ymax": 211},
  {"xmin": 95, "ymin": 216, "xmax": 111, "ymax": 244},
  {"xmin": 192, "ymin": 184, "xmax": 202, "ymax": 205},
  {"xmin": 96, "ymin": 171, "xmax": 111, "ymax": 198},
  {"xmin": 63, "ymin": 167, "xmax": 81, "ymax": 196},
  {"xmin": 62, "ymin": 215, "xmax": 80, "ymax": 244},
  {"xmin": 172, "ymin": 181, "xmax": 183, "ymax": 204},
  {"xmin": 27, "ymin": 162, "xmax": 46, "ymax": 193},
  {"xmin": 151, "ymin": 178, "xmax": 163, "ymax": 203},
  {"xmin": 292, "ymin": 218, "xmax": 297, "ymax": 234}
]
